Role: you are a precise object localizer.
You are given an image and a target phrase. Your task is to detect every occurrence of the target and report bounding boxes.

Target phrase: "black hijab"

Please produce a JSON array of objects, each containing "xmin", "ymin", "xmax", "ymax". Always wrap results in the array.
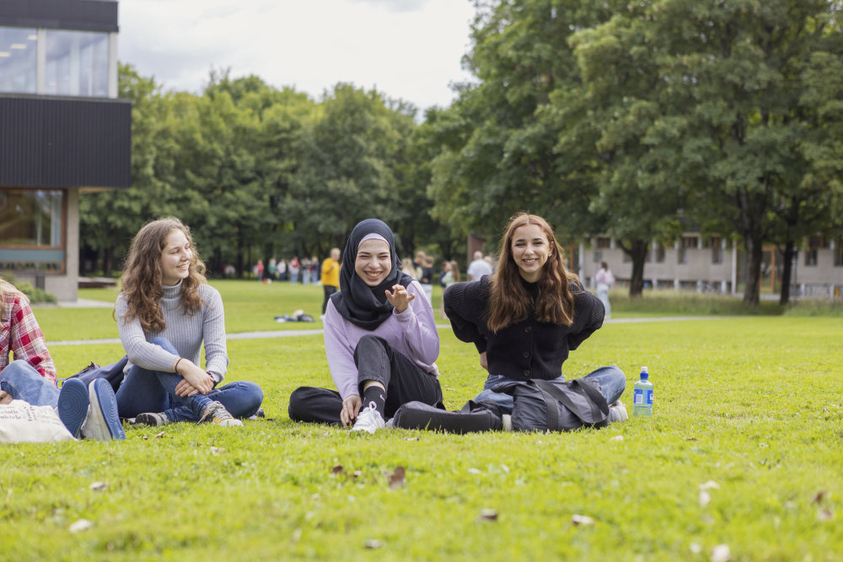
[{"xmin": 331, "ymin": 218, "xmax": 414, "ymax": 330}]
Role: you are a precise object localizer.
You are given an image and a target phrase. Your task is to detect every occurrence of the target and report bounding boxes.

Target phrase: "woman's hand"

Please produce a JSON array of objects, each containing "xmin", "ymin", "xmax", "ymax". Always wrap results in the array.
[
  {"xmin": 340, "ymin": 394, "xmax": 362, "ymax": 426},
  {"xmin": 385, "ymin": 284, "xmax": 415, "ymax": 313},
  {"xmin": 176, "ymin": 360, "xmax": 215, "ymax": 396},
  {"xmin": 479, "ymin": 351, "xmax": 488, "ymax": 371}
]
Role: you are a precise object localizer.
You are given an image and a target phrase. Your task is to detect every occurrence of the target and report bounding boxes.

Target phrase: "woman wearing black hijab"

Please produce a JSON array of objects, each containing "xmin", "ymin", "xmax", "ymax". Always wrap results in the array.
[{"xmin": 288, "ymin": 219, "xmax": 443, "ymax": 433}]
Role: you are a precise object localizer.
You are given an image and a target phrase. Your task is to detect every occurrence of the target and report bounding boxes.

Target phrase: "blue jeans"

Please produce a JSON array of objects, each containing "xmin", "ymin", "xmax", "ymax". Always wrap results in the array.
[
  {"xmin": 0, "ymin": 360, "xmax": 59, "ymax": 407},
  {"xmin": 474, "ymin": 365, "xmax": 626, "ymax": 415},
  {"xmin": 115, "ymin": 337, "xmax": 263, "ymax": 422}
]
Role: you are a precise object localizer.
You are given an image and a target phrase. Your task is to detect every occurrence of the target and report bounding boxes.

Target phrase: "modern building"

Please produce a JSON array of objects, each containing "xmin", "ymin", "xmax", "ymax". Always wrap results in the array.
[
  {"xmin": 0, "ymin": 0, "xmax": 130, "ymax": 301},
  {"xmin": 579, "ymin": 233, "xmax": 843, "ymax": 299}
]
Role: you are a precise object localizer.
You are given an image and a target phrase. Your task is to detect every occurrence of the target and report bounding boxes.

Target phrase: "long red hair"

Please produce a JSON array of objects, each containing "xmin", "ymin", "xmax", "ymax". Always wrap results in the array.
[
  {"xmin": 487, "ymin": 213, "xmax": 577, "ymax": 332},
  {"xmin": 118, "ymin": 218, "xmax": 206, "ymax": 333}
]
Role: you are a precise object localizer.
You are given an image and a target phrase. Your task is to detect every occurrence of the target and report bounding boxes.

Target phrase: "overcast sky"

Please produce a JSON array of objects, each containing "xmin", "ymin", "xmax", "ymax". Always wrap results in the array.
[{"xmin": 118, "ymin": 0, "xmax": 478, "ymax": 112}]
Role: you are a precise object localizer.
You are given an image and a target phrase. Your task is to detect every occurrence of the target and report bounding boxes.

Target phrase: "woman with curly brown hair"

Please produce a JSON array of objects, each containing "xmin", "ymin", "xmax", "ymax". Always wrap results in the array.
[
  {"xmin": 115, "ymin": 218, "xmax": 263, "ymax": 427},
  {"xmin": 444, "ymin": 212, "xmax": 627, "ymax": 419}
]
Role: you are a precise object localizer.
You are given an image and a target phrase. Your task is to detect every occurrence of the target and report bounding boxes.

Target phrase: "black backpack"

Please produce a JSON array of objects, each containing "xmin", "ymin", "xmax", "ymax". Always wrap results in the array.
[{"xmin": 62, "ymin": 356, "xmax": 128, "ymax": 394}]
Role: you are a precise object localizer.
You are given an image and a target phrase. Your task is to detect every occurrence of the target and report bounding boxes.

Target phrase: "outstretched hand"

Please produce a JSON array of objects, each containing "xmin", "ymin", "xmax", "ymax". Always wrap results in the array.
[{"xmin": 385, "ymin": 284, "xmax": 415, "ymax": 313}]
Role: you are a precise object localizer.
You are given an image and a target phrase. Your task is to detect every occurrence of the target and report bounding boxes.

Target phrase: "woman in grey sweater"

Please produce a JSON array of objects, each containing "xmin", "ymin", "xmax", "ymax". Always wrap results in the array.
[{"xmin": 115, "ymin": 218, "xmax": 263, "ymax": 427}]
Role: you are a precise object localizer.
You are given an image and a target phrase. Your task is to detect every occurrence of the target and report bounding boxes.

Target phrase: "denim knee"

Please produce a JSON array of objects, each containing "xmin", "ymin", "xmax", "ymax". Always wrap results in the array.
[
  {"xmin": 150, "ymin": 336, "xmax": 178, "ymax": 355},
  {"xmin": 241, "ymin": 381, "xmax": 264, "ymax": 413}
]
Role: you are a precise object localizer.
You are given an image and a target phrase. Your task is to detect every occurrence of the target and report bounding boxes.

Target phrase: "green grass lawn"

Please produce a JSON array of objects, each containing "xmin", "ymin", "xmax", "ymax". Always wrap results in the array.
[{"xmin": 7, "ymin": 284, "xmax": 843, "ymax": 561}]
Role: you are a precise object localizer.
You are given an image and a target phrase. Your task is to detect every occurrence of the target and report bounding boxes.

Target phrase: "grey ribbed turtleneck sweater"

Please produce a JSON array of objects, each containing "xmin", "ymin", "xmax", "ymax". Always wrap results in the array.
[{"xmin": 115, "ymin": 282, "xmax": 229, "ymax": 383}]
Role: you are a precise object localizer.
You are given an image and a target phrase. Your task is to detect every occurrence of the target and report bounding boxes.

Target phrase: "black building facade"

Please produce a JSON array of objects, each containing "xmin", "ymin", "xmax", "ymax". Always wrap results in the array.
[{"xmin": 0, "ymin": 0, "xmax": 131, "ymax": 300}]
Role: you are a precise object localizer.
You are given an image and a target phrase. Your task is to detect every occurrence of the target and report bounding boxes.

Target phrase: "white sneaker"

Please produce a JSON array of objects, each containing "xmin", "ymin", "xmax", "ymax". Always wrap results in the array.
[
  {"xmin": 608, "ymin": 400, "xmax": 628, "ymax": 423},
  {"xmin": 351, "ymin": 406, "xmax": 385, "ymax": 434}
]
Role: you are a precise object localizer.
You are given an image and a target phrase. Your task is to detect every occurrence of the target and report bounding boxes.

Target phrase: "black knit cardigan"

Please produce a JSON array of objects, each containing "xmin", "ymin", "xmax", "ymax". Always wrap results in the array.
[{"xmin": 443, "ymin": 277, "xmax": 605, "ymax": 380}]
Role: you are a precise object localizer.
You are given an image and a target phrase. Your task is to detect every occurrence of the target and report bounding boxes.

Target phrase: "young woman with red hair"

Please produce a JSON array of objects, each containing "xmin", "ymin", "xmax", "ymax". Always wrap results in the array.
[{"xmin": 444, "ymin": 212, "xmax": 627, "ymax": 419}]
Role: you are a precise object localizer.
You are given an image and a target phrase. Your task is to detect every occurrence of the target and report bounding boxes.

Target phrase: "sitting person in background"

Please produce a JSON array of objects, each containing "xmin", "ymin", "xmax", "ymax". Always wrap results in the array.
[
  {"xmin": 115, "ymin": 218, "xmax": 263, "ymax": 427},
  {"xmin": 0, "ymin": 279, "xmax": 124, "ymax": 440}
]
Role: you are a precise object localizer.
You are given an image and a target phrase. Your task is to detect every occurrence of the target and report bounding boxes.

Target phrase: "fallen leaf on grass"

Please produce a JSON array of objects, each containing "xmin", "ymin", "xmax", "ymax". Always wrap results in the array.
[
  {"xmin": 610, "ymin": 435, "xmax": 624, "ymax": 442},
  {"xmin": 89, "ymin": 482, "xmax": 107, "ymax": 492},
  {"xmin": 332, "ymin": 465, "xmax": 345, "ymax": 475},
  {"xmin": 685, "ymin": 437, "xmax": 698, "ymax": 441},
  {"xmin": 818, "ymin": 508, "xmax": 834, "ymax": 521},
  {"xmin": 389, "ymin": 467, "xmax": 406, "ymax": 490},
  {"xmin": 154, "ymin": 431, "xmax": 165, "ymax": 439},
  {"xmin": 405, "ymin": 437, "xmax": 420, "ymax": 442},
  {"xmin": 141, "ymin": 435, "xmax": 148, "ymax": 440},
  {"xmin": 711, "ymin": 544, "xmax": 730, "ymax": 562},
  {"xmin": 699, "ymin": 481, "xmax": 720, "ymax": 490},
  {"xmin": 477, "ymin": 509, "xmax": 498, "ymax": 522},
  {"xmin": 699, "ymin": 490, "xmax": 711, "ymax": 507},
  {"xmin": 69, "ymin": 519, "xmax": 93, "ymax": 533},
  {"xmin": 209, "ymin": 447, "xmax": 225, "ymax": 455},
  {"xmin": 812, "ymin": 490, "xmax": 828, "ymax": 504},
  {"xmin": 571, "ymin": 514, "xmax": 594, "ymax": 526},
  {"xmin": 364, "ymin": 539, "xmax": 384, "ymax": 549}
]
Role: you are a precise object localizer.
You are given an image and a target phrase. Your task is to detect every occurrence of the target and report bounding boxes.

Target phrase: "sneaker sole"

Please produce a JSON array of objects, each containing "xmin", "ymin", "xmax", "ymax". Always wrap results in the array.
[
  {"xmin": 57, "ymin": 379, "xmax": 89, "ymax": 438},
  {"xmin": 86, "ymin": 379, "xmax": 126, "ymax": 440}
]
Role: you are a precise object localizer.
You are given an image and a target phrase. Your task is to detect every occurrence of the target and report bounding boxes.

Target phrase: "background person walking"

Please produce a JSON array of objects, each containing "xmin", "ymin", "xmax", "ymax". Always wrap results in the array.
[{"xmin": 595, "ymin": 261, "xmax": 615, "ymax": 319}]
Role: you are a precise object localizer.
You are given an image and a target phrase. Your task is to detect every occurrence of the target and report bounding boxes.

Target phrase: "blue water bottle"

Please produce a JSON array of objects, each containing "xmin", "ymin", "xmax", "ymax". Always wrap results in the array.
[{"xmin": 632, "ymin": 366, "xmax": 653, "ymax": 417}]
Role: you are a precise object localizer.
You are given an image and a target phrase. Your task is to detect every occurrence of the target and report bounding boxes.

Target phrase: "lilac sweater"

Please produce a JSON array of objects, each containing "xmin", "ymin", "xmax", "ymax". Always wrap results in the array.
[{"xmin": 324, "ymin": 279, "xmax": 439, "ymax": 400}]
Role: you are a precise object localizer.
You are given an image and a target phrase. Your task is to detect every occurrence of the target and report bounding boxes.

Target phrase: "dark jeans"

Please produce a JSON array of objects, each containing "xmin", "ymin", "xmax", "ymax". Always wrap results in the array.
[
  {"xmin": 115, "ymin": 337, "xmax": 263, "ymax": 422},
  {"xmin": 322, "ymin": 285, "xmax": 338, "ymax": 314},
  {"xmin": 289, "ymin": 335, "xmax": 443, "ymax": 425}
]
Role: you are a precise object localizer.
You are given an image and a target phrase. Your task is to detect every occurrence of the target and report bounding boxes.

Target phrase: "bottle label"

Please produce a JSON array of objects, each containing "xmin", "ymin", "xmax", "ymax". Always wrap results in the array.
[{"xmin": 634, "ymin": 389, "xmax": 653, "ymax": 406}]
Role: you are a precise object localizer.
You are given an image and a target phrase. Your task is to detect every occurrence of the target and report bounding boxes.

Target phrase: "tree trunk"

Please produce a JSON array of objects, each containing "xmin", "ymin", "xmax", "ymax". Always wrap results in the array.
[
  {"xmin": 103, "ymin": 246, "xmax": 114, "ymax": 277},
  {"xmin": 779, "ymin": 241, "xmax": 796, "ymax": 305},
  {"xmin": 236, "ymin": 233, "xmax": 246, "ymax": 279},
  {"xmin": 627, "ymin": 239, "xmax": 649, "ymax": 298},
  {"xmin": 743, "ymin": 235, "xmax": 764, "ymax": 306}
]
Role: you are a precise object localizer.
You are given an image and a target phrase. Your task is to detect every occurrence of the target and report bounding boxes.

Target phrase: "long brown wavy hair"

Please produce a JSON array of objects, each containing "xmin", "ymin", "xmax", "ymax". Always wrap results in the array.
[
  {"xmin": 487, "ymin": 213, "xmax": 578, "ymax": 332},
  {"xmin": 118, "ymin": 218, "xmax": 207, "ymax": 333}
]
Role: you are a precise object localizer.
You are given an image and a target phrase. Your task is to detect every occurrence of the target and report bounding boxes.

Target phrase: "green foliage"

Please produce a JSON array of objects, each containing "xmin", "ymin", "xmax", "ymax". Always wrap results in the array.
[
  {"xmin": 430, "ymin": 0, "xmax": 843, "ymax": 304},
  {"xmin": 608, "ymin": 290, "xmax": 784, "ymax": 317},
  {"xmin": 9, "ymin": 295, "xmax": 843, "ymax": 560},
  {"xmin": 0, "ymin": 274, "xmax": 57, "ymax": 303},
  {"xmin": 80, "ymin": 67, "xmax": 450, "ymax": 278}
]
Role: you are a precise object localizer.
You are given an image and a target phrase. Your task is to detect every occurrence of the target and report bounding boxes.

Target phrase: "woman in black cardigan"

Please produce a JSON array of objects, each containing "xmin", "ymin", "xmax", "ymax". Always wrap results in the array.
[{"xmin": 444, "ymin": 212, "xmax": 627, "ymax": 418}]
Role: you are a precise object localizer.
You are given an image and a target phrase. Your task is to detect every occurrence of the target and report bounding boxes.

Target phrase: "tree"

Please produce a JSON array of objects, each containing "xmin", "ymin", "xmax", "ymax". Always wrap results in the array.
[
  {"xmin": 287, "ymin": 84, "xmax": 419, "ymax": 256},
  {"xmin": 566, "ymin": 11, "xmax": 688, "ymax": 296},
  {"xmin": 651, "ymin": 0, "xmax": 843, "ymax": 305}
]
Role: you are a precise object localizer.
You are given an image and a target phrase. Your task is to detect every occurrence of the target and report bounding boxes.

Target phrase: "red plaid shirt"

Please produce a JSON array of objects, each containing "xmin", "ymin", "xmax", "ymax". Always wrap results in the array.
[{"xmin": 0, "ymin": 291, "xmax": 57, "ymax": 384}]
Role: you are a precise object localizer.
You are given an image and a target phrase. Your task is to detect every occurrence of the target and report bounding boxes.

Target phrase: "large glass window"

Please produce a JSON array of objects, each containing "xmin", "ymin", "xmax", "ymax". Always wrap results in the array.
[
  {"xmin": 0, "ymin": 190, "xmax": 63, "ymax": 247},
  {"xmin": 0, "ymin": 27, "xmax": 37, "ymax": 94},
  {"xmin": 46, "ymin": 30, "xmax": 109, "ymax": 97}
]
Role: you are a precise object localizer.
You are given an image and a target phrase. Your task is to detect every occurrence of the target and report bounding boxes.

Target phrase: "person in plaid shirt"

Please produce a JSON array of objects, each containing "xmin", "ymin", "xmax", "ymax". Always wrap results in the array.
[
  {"xmin": 0, "ymin": 279, "xmax": 57, "ymax": 400},
  {"xmin": 0, "ymin": 279, "xmax": 124, "ymax": 440}
]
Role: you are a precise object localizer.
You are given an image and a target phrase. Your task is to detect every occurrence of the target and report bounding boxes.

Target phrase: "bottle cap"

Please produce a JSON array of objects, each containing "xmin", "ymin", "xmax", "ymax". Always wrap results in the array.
[{"xmin": 640, "ymin": 366, "xmax": 649, "ymax": 380}]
